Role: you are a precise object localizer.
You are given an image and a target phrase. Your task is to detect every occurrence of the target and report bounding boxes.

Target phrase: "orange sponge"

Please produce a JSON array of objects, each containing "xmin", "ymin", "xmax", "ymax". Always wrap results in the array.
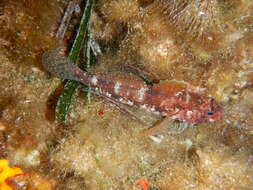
[{"xmin": 0, "ymin": 160, "xmax": 23, "ymax": 190}]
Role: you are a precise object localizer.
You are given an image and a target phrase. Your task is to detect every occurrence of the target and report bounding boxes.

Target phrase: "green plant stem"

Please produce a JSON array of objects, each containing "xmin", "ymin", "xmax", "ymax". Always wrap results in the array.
[
  {"xmin": 68, "ymin": 0, "xmax": 94, "ymax": 62},
  {"xmin": 56, "ymin": 0, "xmax": 95, "ymax": 123}
]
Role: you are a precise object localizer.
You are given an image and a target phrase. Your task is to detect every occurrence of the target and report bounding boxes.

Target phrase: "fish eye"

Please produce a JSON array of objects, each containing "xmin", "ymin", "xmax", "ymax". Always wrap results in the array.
[{"xmin": 207, "ymin": 112, "xmax": 214, "ymax": 115}]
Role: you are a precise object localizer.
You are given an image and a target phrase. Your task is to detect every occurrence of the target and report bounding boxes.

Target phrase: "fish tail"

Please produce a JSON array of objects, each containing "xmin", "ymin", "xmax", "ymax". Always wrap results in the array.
[{"xmin": 42, "ymin": 48, "xmax": 87, "ymax": 83}]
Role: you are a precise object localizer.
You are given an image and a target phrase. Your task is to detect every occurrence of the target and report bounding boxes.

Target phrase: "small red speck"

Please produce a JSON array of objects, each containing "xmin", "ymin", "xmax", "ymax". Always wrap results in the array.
[
  {"xmin": 135, "ymin": 178, "xmax": 149, "ymax": 190},
  {"xmin": 98, "ymin": 110, "xmax": 104, "ymax": 116}
]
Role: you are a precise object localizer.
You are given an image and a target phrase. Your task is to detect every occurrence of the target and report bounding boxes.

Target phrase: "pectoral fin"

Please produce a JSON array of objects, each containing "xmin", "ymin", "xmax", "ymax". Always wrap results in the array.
[{"xmin": 143, "ymin": 116, "xmax": 192, "ymax": 136}]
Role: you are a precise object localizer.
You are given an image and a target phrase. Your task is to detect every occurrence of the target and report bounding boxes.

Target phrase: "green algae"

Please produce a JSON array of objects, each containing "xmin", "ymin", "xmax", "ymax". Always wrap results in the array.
[{"xmin": 56, "ymin": 0, "xmax": 95, "ymax": 123}]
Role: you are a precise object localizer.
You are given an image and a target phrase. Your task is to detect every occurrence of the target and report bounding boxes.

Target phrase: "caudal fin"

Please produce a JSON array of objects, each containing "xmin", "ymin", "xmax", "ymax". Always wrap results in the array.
[{"xmin": 42, "ymin": 48, "xmax": 82, "ymax": 82}]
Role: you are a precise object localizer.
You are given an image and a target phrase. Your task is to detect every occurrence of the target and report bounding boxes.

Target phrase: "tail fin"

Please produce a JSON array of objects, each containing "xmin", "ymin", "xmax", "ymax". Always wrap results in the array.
[{"xmin": 42, "ymin": 48, "xmax": 82, "ymax": 82}]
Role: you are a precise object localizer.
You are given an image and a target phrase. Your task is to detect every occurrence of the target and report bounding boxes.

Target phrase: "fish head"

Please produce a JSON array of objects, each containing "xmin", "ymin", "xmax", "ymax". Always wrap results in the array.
[
  {"xmin": 175, "ymin": 96, "xmax": 222, "ymax": 124},
  {"xmin": 198, "ymin": 97, "xmax": 222, "ymax": 123}
]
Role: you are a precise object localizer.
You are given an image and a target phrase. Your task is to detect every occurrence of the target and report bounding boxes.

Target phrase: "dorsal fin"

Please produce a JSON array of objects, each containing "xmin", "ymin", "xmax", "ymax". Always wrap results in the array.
[
  {"xmin": 152, "ymin": 80, "xmax": 188, "ymax": 94},
  {"xmin": 95, "ymin": 71, "xmax": 149, "ymax": 89}
]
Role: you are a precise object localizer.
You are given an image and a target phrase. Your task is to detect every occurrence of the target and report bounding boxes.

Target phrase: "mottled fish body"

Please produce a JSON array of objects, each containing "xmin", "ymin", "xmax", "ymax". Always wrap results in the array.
[{"xmin": 42, "ymin": 49, "xmax": 222, "ymax": 124}]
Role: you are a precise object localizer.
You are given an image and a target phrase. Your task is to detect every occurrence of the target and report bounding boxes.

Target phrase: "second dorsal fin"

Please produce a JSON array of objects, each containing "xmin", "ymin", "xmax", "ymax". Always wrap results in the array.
[{"xmin": 152, "ymin": 80, "xmax": 188, "ymax": 94}]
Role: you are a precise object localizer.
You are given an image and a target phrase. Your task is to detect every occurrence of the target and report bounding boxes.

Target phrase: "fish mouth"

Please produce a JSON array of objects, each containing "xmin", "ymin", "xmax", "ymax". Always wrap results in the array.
[{"xmin": 208, "ymin": 112, "xmax": 222, "ymax": 122}]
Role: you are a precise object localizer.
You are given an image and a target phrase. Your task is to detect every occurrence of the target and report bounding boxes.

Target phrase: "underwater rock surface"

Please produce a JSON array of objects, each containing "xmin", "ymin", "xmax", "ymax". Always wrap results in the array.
[{"xmin": 0, "ymin": 0, "xmax": 253, "ymax": 189}]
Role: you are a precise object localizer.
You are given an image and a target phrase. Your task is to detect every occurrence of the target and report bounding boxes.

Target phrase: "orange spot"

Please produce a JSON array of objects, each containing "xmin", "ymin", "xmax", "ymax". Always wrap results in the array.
[{"xmin": 135, "ymin": 178, "xmax": 149, "ymax": 190}]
